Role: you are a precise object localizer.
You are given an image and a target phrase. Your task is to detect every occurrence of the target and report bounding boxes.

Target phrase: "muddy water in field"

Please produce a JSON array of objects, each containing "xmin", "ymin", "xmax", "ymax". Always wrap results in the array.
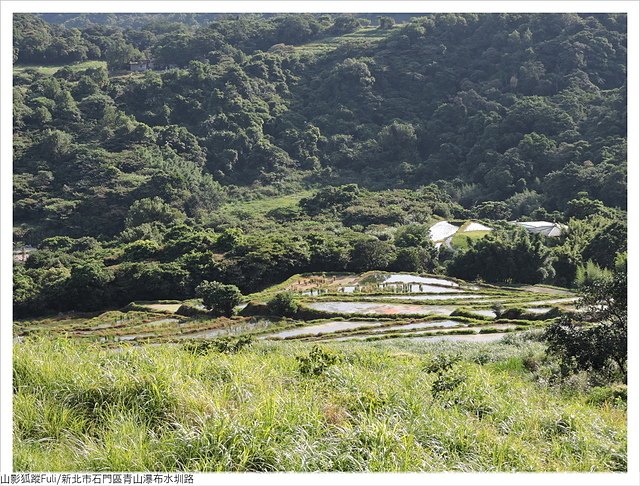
[
  {"xmin": 178, "ymin": 319, "xmax": 275, "ymax": 339},
  {"xmin": 306, "ymin": 302, "xmax": 457, "ymax": 315},
  {"xmin": 524, "ymin": 307, "xmax": 553, "ymax": 314},
  {"xmin": 265, "ymin": 320, "xmax": 386, "ymax": 339}
]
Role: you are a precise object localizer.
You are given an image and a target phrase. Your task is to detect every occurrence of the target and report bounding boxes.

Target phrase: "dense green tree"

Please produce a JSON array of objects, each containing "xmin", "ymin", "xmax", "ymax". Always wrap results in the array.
[
  {"xmin": 122, "ymin": 239, "xmax": 161, "ymax": 261},
  {"xmin": 391, "ymin": 247, "xmax": 436, "ymax": 273},
  {"xmin": 113, "ymin": 261, "xmax": 190, "ymax": 302},
  {"xmin": 582, "ymin": 221, "xmax": 626, "ymax": 269},
  {"xmin": 125, "ymin": 197, "xmax": 186, "ymax": 229},
  {"xmin": 11, "ymin": 13, "xmax": 628, "ymax": 315},
  {"xmin": 65, "ymin": 261, "xmax": 113, "ymax": 310},
  {"xmin": 104, "ymin": 37, "xmax": 141, "ymax": 70},
  {"xmin": 299, "ymin": 184, "xmax": 361, "ymax": 216},
  {"xmin": 394, "ymin": 224, "xmax": 432, "ymax": 248},
  {"xmin": 348, "ymin": 239, "xmax": 394, "ymax": 273},
  {"xmin": 472, "ymin": 201, "xmax": 511, "ymax": 220},
  {"xmin": 196, "ymin": 280, "xmax": 242, "ymax": 316},
  {"xmin": 378, "ymin": 16, "xmax": 396, "ymax": 29},
  {"xmin": 448, "ymin": 230, "xmax": 555, "ymax": 284},
  {"xmin": 544, "ymin": 271, "xmax": 626, "ymax": 377},
  {"xmin": 565, "ymin": 197, "xmax": 613, "ymax": 219},
  {"xmin": 216, "ymin": 228, "xmax": 245, "ymax": 252},
  {"xmin": 267, "ymin": 292, "xmax": 299, "ymax": 317}
]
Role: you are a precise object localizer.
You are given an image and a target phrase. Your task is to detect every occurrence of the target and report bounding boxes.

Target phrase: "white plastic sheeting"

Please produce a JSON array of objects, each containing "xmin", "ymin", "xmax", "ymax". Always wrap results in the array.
[{"xmin": 429, "ymin": 221, "xmax": 460, "ymax": 242}]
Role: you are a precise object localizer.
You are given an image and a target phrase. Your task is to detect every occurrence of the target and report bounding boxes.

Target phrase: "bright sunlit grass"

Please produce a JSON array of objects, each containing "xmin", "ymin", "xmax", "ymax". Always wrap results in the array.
[{"xmin": 13, "ymin": 336, "xmax": 627, "ymax": 472}]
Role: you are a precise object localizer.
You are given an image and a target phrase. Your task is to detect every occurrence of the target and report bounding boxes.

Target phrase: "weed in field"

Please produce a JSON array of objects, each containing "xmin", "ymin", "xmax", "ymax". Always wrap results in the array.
[
  {"xmin": 586, "ymin": 384, "xmax": 627, "ymax": 407},
  {"xmin": 431, "ymin": 369, "xmax": 467, "ymax": 398},
  {"xmin": 297, "ymin": 345, "xmax": 339, "ymax": 376},
  {"xmin": 422, "ymin": 353, "xmax": 461, "ymax": 373},
  {"xmin": 183, "ymin": 336, "xmax": 253, "ymax": 355}
]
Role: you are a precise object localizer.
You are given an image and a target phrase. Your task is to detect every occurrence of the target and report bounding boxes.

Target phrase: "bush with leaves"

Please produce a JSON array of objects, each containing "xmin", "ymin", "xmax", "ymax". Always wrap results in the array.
[
  {"xmin": 431, "ymin": 369, "xmax": 467, "ymax": 398},
  {"xmin": 266, "ymin": 292, "xmax": 299, "ymax": 317},
  {"xmin": 297, "ymin": 345, "xmax": 338, "ymax": 377},
  {"xmin": 422, "ymin": 353, "xmax": 461, "ymax": 374},
  {"xmin": 195, "ymin": 280, "xmax": 242, "ymax": 316},
  {"xmin": 544, "ymin": 271, "xmax": 626, "ymax": 379}
]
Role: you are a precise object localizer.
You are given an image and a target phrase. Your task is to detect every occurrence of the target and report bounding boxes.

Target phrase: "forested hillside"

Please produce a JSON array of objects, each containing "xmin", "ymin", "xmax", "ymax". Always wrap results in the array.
[{"xmin": 13, "ymin": 13, "xmax": 627, "ymax": 315}]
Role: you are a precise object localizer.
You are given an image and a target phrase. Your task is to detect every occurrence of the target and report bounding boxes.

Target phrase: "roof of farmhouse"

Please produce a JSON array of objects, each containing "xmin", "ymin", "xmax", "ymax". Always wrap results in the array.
[{"xmin": 511, "ymin": 221, "xmax": 567, "ymax": 237}]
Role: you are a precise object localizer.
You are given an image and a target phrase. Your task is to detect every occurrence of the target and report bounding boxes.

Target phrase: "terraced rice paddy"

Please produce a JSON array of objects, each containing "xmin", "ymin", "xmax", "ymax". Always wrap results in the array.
[
  {"xmin": 14, "ymin": 272, "xmax": 575, "ymax": 346},
  {"xmin": 265, "ymin": 320, "xmax": 386, "ymax": 339},
  {"xmin": 142, "ymin": 303, "xmax": 182, "ymax": 313},
  {"xmin": 360, "ymin": 294, "xmax": 485, "ymax": 300},
  {"xmin": 306, "ymin": 301, "xmax": 458, "ymax": 315}
]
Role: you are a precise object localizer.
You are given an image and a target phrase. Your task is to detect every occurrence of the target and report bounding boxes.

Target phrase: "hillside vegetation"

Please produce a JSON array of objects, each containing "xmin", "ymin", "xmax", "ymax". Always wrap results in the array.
[
  {"xmin": 11, "ymin": 13, "xmax": 628, "ymax": 474},
  {"xmin": 13, "ymin": 14, "xmax": 627, "ymax": 317}
]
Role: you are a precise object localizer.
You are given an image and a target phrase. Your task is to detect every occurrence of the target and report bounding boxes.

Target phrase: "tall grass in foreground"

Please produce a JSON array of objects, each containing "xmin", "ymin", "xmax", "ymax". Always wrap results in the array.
[{"xmin": 14, "ymin": 336, "xmax": 626, "ymax": 472}]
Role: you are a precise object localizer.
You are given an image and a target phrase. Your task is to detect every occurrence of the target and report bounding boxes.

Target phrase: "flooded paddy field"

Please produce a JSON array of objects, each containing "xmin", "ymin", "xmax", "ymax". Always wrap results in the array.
[
  {"xmin": 359, "ymin": 294, "xmax": 487, "ymax": 301},
  {"xmin": 14, "ymin": 272, "xmax": 574, "ymax": 346},
  {"xmin": 305, "ymin": 301, "xmax": 460, "ymax": 315},
  {"xmin": 264, "ymin": 320, "xmax": 387, "ymax": 339}
]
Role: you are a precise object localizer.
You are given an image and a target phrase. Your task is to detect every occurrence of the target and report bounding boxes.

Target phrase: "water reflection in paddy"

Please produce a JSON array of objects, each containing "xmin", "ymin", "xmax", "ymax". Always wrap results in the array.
[
  {"xmin": 338, "ymin": 273, "xmax": 466, "ymax": 294},
  {"xmin": 382, "ymin": 274, "xmax": 459, "ymax": 286},
  {"xmin": 306, "ymin": 302, "xmax": 457, "ymax": 315},
  {"xmin": 524, "ymin": 307, "xmax": 552, "ymax": 314},
  {"xmin": 469, "ymin": 309, "xmax": 497, "ymax": 318},
  {"xmin": 369, "ymin": 320, "xmax": 463, "ymax": 333},
  {"xmin": 267, "ymin": 319, "xmax": 468, "ymax": 339},
  {"xmin": 179, "ymin": 319, "xmax": 274, "ymax": 339},
  {"xmin": 265, "ymin": 320, "xmax": 385, "ymax": 338}
]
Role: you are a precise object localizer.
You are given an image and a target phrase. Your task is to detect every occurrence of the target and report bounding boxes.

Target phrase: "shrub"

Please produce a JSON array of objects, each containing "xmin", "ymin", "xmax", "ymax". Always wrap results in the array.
[
  {"xmin": 472, "ymin": 351, "xmax": 491, "ymax": 365},
  {"xmin": 195, "ymin": 280, "xmax": 242, "ymax": 317},
  {"xmin": 422, "ymin": 353, "xmax": 461, "ymax": 374},
  {"xmin": 575, "ymin": 260, "xmax": 613, "ymax": 288},
  {"xmin": 586, "ymin": 384, "xmax": 627, "ymax": 407},
  {"xmin": 431, "ymin": 369, "xmax": 466, "ymax": 397},
  {"xmin": 266, "ymin": 292, "xmax": 299, "ymax": 317},
  {"xmin": 544, "ymin": 271, "xmax": 626, "ymax": 378},
  {"xmin": 448, "ymin": 229, "xmax": 554, "ymax": 284},
  {"xmin": 121, "ymin": 239, "xmax": 161, "ymax": 261},
  {"xmin": 500, "ymin": 307, "xmax": 526, "ymax": 319},
  {"xmin": 297, "ymin": 346, "xmax": 338, "ymax": 376}
]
